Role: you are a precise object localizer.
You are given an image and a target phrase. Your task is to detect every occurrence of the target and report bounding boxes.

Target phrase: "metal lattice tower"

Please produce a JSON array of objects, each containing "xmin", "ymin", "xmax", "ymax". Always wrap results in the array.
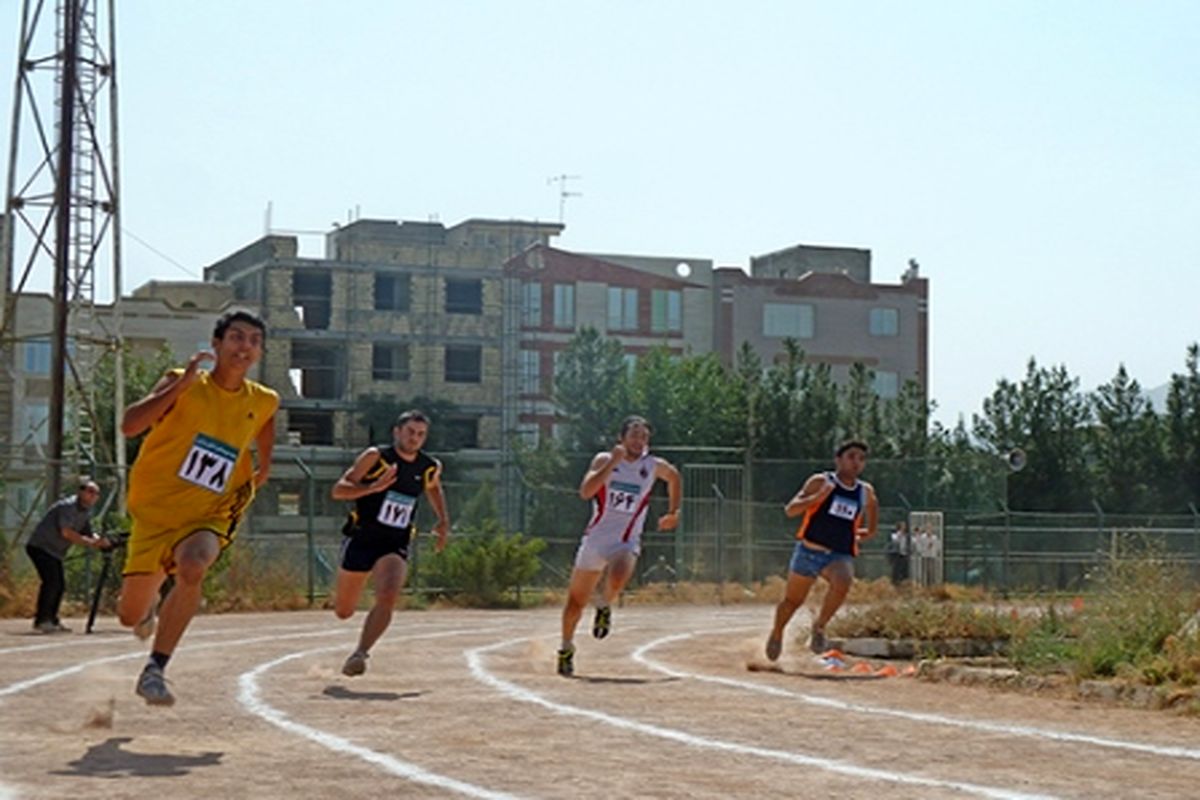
[{"xmin": 1, "ymin": 0, "xmax": 122, "ymax": 503}]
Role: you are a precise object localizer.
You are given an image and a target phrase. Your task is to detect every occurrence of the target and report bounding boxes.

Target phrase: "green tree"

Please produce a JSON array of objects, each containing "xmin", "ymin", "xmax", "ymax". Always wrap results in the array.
[
  {"xmin": 1091, "ymin": 365, "xmax": 1164, "ymax": 513},
  {"xmin": 974, "ymin": 358, "xmax": 1092, "ymax": 511},
  {"xmin": 1165, "ymin": 344, "xmax": 1200, "ymax": 508},
  {"xmin": 89, "ymin": 343, "xmax": 176, "ymax": 471},
  {"xmin": 553, "ymin": 327, "xmax": 630, "ymax": 451},
  {"xmin": 840, "ymin": 363, "xmax": 884, "ymax": 452}
]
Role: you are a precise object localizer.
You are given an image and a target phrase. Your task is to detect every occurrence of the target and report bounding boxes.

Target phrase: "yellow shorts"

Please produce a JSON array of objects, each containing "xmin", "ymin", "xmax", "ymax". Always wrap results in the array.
[{"xmin": 122, "ymin": 516, "xmax": 236, "ymax": 576}]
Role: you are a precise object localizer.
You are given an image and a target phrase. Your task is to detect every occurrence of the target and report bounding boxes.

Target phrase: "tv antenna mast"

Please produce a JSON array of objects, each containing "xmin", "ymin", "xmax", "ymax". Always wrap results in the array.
[
  {"xmin": 547, "ymin": 174, "xmax": 581, "ymax": 225},
  {"xmin": 1, "ymin": 0, "xmax": 124, "ymax": 504}
]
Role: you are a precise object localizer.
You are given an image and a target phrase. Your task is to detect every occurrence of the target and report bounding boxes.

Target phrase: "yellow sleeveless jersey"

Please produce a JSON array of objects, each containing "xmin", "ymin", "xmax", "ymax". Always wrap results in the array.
[{"xmin": 127, "ymin": 369, "xmax": 279, "ymax": 528}]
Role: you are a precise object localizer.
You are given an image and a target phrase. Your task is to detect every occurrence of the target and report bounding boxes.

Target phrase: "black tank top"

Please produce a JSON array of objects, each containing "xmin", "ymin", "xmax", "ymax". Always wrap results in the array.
[
  {"xmin": 351, "ymin": 445, "xmax": 438, "ymax": 540},
  {"xmin": 798, "ymin": 472, "xmax": 865, "ymax": 555}
]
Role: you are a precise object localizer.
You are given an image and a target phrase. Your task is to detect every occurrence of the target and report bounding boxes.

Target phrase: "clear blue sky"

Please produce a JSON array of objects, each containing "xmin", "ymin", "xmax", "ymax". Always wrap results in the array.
[{"xmin": 3, "ymin": 1, "xmax": 1197, "ymax": 425}]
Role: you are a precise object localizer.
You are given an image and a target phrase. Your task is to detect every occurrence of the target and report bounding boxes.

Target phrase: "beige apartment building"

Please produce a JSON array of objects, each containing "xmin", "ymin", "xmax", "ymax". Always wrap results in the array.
[{"xmin": 716, "ymin": 245, "xmax": 929, "ymax": 398}]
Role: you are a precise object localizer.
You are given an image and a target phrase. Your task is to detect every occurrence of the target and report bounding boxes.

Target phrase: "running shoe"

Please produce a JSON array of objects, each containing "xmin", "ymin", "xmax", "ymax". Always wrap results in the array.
[
  {"xmin": 592, "ymin": 606, "xmax": 612, "ymax": 640},
  {"xmin": 136, "ymin": 663, "xmax": 175, "ymax": 706},
  {"xmin": 765, "ymin": 636, "xmax": 783, "ymax": 661},
  {"xmin": 556, "ymin": 645, "xmax": 575, "ymax": 677},
  {"xmin": 342, "ymin": 650, "xmax": 369, "ymax": 677},
  {"xmin": 808, "ymin": 627, "xmax": 827, "ymax": 654}
]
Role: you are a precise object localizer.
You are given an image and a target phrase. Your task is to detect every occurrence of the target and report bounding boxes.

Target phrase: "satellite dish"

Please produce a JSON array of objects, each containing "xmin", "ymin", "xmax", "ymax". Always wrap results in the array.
[
  {"xmin": 1007, "ymin": 449, "xmax": 1027, "ymax": 472},
  {"xmin": 675, "ymin": 262, "xmax": 691, "ymax": 278}
]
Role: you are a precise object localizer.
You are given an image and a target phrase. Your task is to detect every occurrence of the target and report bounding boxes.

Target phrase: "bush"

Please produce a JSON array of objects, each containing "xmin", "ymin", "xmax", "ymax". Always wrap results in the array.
[{"xmin": 423, "ymin": 520, "xmax": 546, "ymax": 607}]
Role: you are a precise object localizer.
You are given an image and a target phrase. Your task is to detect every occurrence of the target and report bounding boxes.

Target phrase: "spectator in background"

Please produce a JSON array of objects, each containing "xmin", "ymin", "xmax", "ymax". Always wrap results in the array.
[
  {"xmin": 25, "ymin": 479, "xmax": 110, "ymax": 633},
  {"xmin": 886, "ymin": 520, "xmax": 909, "ymax": 585}
]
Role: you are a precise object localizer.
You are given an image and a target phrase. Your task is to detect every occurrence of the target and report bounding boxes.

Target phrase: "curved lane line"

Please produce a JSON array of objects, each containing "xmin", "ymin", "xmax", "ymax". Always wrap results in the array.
[
  {"xmin": 0, "ymin": 622, "xmax": 339, "ymax": 657},
  {"xmin": 632, "ymin": 631, "xmax": 1200, "ymax": 763},
  {"xmin": 237, "ymin": 628, "xmax": 527, "ymax": 800},
  {"xmin": 0, "ymin": 627, "xmax": 351, "ymax": 699},
  {"xmin": 465, "ymin": 637, "xmax": 1058, "ymax": 800}
]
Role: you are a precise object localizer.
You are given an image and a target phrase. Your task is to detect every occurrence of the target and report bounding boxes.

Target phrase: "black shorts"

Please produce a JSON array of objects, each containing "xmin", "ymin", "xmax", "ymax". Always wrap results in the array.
[{"xmin": 339, "ymin": 531, "xmax": 409, "ymax": 572}]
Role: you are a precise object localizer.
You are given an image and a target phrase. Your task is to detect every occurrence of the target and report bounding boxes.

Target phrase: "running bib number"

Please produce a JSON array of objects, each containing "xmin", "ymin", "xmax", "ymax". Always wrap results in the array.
[
  {"xmin": 377, "ymin": 490, "xmax": 417, "ymax": 528},
  {"xmin": 177, "ymin": 433, "xmax": 239, "ymax": 494},
  {"xmin": 828, "ymin": 496, "xmax": 859, "ymax": 521},
  {"xmin": 609, "ymin": 480, "xmax": 643, "ymax": 513}
]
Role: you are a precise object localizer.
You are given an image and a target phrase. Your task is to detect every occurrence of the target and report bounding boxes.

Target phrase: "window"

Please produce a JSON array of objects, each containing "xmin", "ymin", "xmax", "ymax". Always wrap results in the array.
[
  {"xmin": 293, "ymin": 271, "xmax": 331, "ymax": 329},
  {"xmin": 19, "ymin": 401, "xmax": 49, "ymax": 445},
  {"xmin": 873, "ymin": 370, "xmax": 900, "ymax": 399},
  {"xmin": 287, "ymin": 410, "xmax": 334, "ymax": 445},
  {"xmin": 519, "ymin": 350, "xmax": 541, "ymax": 394},
  {"xmin": 443, "ymin": 416, "xmax": 479, "ymax": 449},
  {"xmin": 277, "ymin": 491, "xmax": 301, "ymax": 516},
  {"xmin": 290, "ymin": 343, "xmax": 344, "ymax": 399},
  {"xmin": 23, "ymin": 338, "xmax": 51, "ymax": 374},
  {"xmin": 521, "ymin": 282, "xmax": 542, "ymax": 326},
  {"xmin": 651, "ymin": 289, "xmax": 682, "ymax": 333},
  {"xmin": 869, "ymin": 307, "xmax": 899, "ymax": 337},
  {"xmin": 553, "ymin": 284, "xmax": 575, "ymax": 328},
  {"xmin": 375, "ymin": 273, "xmax": 411, "ymax": 311},
  {"xmin": 445, "ymin": 345, "xmax": 482, "ymax": 383},
  {"xmin": 763, "ymin": 303, "xmax": 814, "ymax": 338},
  {"xmin": 446, "ymin": 279, "xmax": 483, "ymax": 315},
  {"xmin": 607, "ymin": 287, "xmax": 638, "ymax": 331},
  {"xmin": 372, "ymin": 344, "xmax": 410, "ymax": 381}
]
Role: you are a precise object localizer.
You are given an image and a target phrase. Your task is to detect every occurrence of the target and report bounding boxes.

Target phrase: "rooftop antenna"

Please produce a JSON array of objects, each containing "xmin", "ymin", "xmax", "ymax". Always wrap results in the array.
[{"xmin": 547, "ymin": 174, "xmax": 581, "ymax": 225}]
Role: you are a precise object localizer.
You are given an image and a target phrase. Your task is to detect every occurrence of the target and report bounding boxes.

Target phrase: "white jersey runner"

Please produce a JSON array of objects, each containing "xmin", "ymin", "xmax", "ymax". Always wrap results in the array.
[{"xmin": 584, "ymin": 452, "xmax": 659, "ymax": 544}]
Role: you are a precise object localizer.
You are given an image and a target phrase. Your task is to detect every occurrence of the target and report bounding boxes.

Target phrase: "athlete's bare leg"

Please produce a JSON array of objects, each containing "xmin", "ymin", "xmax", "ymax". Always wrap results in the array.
[
  {"xmin": 599, "ymin": 551, "xmax": 638, "ymax": 606},
  {"xmin": 118, "ymin": 572, "xmax": 167, "ymax": 628},
  {"xmin": 561, "ymin": 567, "xmax": 604, "ymax": 645},
  {"xmin": 151, "ymin": 530, "xmax": 220, "ymax": 657},
  {"xmin": 333, "ymin": 569, "xmax": 372, "ymax": 620},
  {"xmin": 811, "ymin": 559, "xmax": 853, "ymax": 632},
  {"xmin": 766, "ymin": 571, "xmax": 818, "ymax": 659},
  {"xmin": 354, "ymin": 554, "xmax": 407, "ymax": 655}
]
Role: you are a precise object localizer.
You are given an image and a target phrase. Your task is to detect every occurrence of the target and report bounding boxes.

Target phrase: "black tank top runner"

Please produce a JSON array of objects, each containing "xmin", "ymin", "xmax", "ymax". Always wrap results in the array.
[
  {"xmin": 799, "ymin": 472, "xmax": 865, "ymax": 555},
  {"xmin": 350, "ymin": 444, "xmax": 438, "ymax": 543}
]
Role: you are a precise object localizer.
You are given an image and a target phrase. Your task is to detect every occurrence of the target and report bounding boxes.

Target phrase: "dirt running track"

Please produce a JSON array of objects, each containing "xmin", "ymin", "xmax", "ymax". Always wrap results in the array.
[{"xmin": 2, "ymin": 605, "xmax": 1200, "ymax": 799}]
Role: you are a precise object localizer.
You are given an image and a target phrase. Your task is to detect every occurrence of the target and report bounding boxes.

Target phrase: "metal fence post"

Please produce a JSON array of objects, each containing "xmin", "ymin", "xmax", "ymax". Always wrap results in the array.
[
  {"xmin": 1190, "ymin": 503, "xmax": 1199, "ymax": 581},
  {"xmin": 294, "ymin": 456, "xmax": 316, "ymax": 607},
  {"xmin": 1001, "ymin": 501, "xmax": 1011, "ymax": 597}
]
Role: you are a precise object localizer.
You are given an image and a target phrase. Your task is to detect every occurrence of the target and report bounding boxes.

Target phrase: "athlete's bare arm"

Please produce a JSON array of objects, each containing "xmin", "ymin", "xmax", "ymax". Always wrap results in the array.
[
  {"xmin": 424, "ymin": 460, "xmax": 450, "ymax": 552},
  {"xmin": 857, "ymin": 483, "xmax": 880, "ymax": 540},
  {"xmin": 784, "ymin": 472, "xmax": 836, "ymax": 518},
  {"xmin": 253, "ymin": 411, "xmax": 277, "ymax": 488},
  {"xmin": 330, "ymin": 447, "xmax": 397, "ymax": 501},
  {"xmin": 120, "ymin": 350, "xmax": 213, "ymax": 437},
  {"xmin": 655, "ymin": 458, "xmax": 682, "ymax": 531},
  {"xmin": 578, "ymin": 444, "xmax": 625, "ymax": 500}
]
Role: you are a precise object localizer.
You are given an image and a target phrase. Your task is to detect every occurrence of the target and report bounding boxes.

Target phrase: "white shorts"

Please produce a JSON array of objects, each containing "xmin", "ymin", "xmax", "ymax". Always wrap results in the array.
[{"xmin": 573, "ymin": 534, "xmax": 641, "ymax": 572}]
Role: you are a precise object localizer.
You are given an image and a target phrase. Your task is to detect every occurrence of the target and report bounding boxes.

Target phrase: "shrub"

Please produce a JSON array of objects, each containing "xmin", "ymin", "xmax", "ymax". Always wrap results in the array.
[{"xmin": 423, "ymin": 520, "xmax": 546, "ymax": 607}]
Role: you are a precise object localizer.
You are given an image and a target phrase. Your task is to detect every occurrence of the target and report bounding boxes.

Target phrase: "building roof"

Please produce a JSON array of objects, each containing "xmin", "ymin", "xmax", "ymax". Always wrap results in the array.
[{"xmin": 504, "ymin": 244, "xmax": 703, "ymax": 289}]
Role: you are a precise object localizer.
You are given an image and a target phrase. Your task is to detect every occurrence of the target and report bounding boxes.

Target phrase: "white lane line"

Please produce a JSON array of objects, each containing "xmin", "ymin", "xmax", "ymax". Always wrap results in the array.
[
  {"xmin": 633, "ymin": 631, "xmax": 1200, "ymax": 763},
  {"xmin": 0, "ymin": 628, "xmax": 353, "ymax": 699},
  {"xmin": 465, "ymin": 638, "xmax": 1059, "ymax": 800},
  {"xmin": 0, "ymin": 621, "xmax": 332, "ymax": 656},
  {"xmin": 237, "ymin": 628, "xmax": 527, "ymax": 800}
]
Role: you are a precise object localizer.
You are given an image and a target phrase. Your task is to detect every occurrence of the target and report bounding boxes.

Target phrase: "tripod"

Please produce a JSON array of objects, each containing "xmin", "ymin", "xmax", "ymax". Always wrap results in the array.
[{"xmin": 85, "ymin": 533, "xmax": 127, "ymax": 634}]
